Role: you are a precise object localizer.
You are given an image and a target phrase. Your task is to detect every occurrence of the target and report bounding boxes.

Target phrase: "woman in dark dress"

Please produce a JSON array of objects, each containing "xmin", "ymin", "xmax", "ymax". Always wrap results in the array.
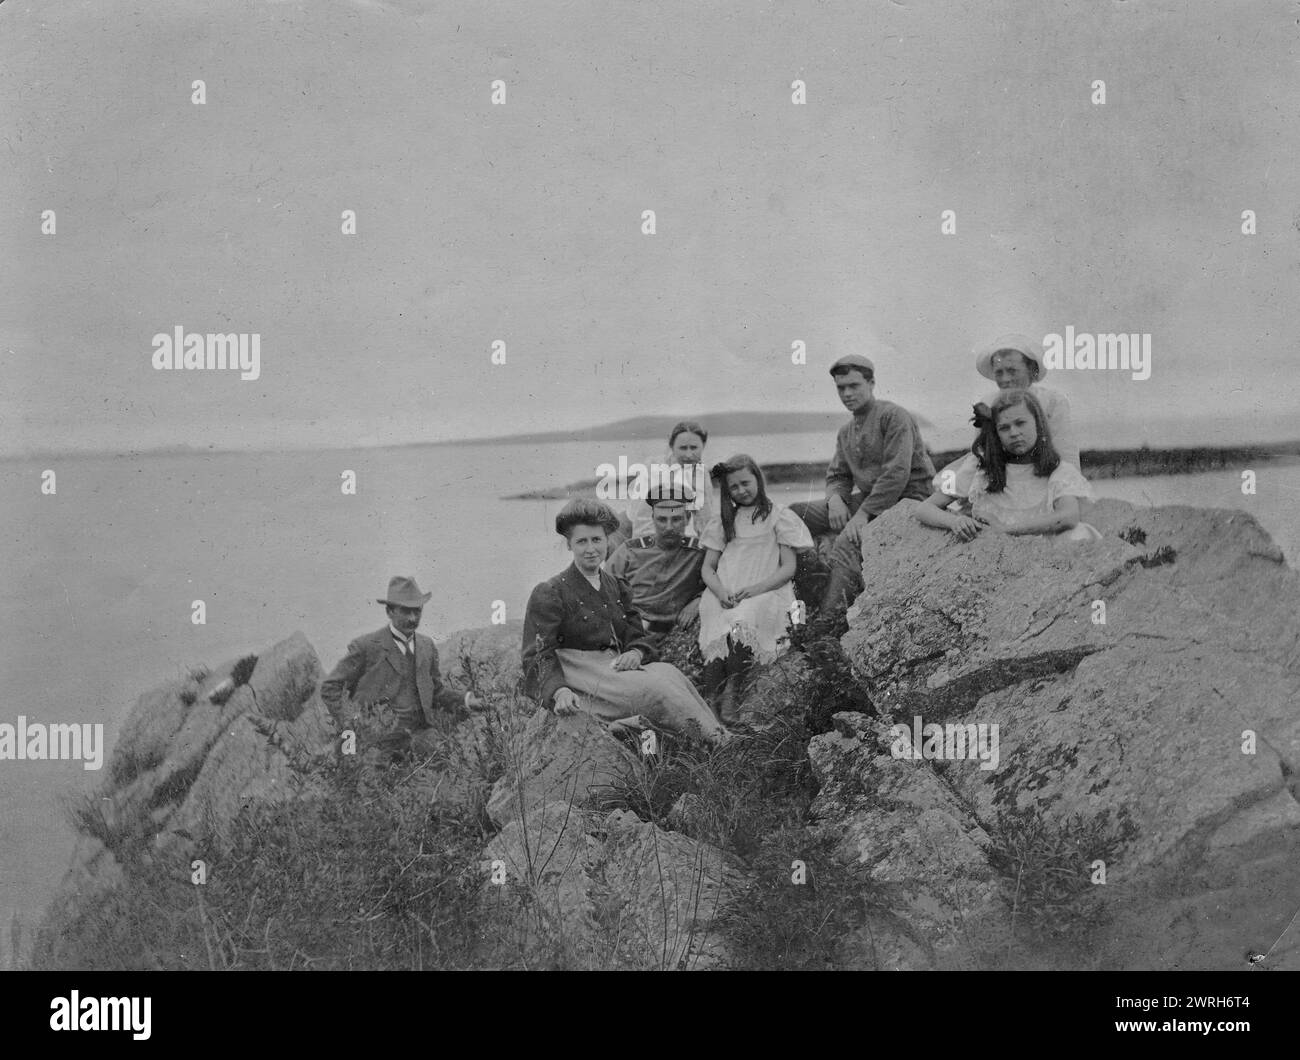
[{"xmin": 522, "ymin": 499, "xmax": 728, "ymax": 744}]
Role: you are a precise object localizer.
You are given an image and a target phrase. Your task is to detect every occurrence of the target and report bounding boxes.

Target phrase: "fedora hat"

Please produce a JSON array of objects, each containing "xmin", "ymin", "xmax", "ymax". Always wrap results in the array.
[
  {"xmin": 377, "ymin": 575, "xmax": 432, "ymax": 608},
  {"xmin": 974, "ymin": 334, "xmax": 1047, "ymax": 381}
]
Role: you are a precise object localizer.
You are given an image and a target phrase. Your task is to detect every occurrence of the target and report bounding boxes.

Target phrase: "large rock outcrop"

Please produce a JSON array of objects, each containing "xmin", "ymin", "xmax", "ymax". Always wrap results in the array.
[
  {"xmin": 35, "ymin": 620, "xmax": 746, "ymax": 970},
  {"xmin": 34, "ymin": 632, "xmax": 337, "ymax": 967},
  {"xmin": 35, "ymin": 499, "xmax": 1298, "ymax": 970},
  {"xmin": 813, "ymin": 498, "xmax": 1300, "ymax": 969}
]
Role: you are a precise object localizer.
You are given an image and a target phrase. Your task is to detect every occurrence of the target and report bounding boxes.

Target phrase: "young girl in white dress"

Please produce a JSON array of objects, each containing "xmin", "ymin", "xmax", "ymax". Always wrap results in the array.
[
  {"xmin": 917, "ymin": 388, "xmax": 1102, "ymax": 542},
  {"xmin": 698, "ymin": 454, "xmax": 813, "ymax": 722}
]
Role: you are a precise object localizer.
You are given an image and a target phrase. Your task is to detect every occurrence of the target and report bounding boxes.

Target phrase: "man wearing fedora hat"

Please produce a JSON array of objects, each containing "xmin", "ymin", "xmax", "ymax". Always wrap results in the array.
[
  {"xmin": 790, "ymin": 354, "xmax": 935, "ymax": 624},
  {"xmin": 320, "ymin": 575, "xmax": 482, "ymax": 758},
  {"xmin": 974, "ymin": 334, "xmax": 1080, "ymax": 468},
  {"xmin": 605, "ymin": 480, "xmax": 708, "ymax": 639}
]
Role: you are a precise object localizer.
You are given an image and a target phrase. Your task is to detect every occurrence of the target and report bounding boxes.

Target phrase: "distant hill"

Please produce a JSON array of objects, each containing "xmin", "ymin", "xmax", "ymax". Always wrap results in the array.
[
  {"xmin": 504, "ymin": 441, "xmax": 1300, "ymax": 498},
  {"xmin": 448, "ymin": 410, "xmax": 934, "ymax": 447}
]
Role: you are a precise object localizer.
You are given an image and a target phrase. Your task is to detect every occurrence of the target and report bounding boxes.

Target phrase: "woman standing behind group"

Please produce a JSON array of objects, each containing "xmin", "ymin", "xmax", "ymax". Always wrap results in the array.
[{"xmin": 611, "ymin": 420, "xmax": 718, "ymax": 552}]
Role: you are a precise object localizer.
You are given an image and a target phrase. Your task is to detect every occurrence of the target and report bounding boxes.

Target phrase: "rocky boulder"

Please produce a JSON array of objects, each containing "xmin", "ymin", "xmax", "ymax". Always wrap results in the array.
[
  {"xmin": 482, "ymin": 707, "xmax": 749, "ymax": 968},
  {"xmin": 815, "ymin": 498, "xmax": 1300, "ymax": 969},
  {"xmin": 440, "ymin": 621, "xmax": 523, "ymax": 695},
  {"xmin": 34, "ymin": 632, "xmax": 335, "ymax": 967},
  {"xmin": 486, "ymin": 708, "xmax": 640, "ymax": 827},
  {"xmin": 481, "ymin": 800, "xmax": 747, "ymax": 970}
]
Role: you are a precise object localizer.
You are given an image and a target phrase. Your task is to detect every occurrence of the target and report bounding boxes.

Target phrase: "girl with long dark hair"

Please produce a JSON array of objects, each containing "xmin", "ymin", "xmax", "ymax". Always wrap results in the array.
[
  {"xmin": 697, "ymin": 454, "xmax": 812, "ymax": 722},
  {"xmin": 917, "ymin": 389, "xmax": 1100, "ymax": 541}
]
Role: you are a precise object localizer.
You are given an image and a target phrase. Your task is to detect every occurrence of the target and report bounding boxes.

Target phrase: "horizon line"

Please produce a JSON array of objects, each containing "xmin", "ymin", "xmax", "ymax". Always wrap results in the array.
[{"xmin": 6, "ymin": 434, "xmax": 1300, "ymax": 462}]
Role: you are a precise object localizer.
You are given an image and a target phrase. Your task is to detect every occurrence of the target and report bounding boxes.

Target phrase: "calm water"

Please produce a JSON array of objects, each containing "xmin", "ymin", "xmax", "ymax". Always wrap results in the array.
[{"xmin": 2, "ymin": 438, "xmax": 1297, "ymax": 966}]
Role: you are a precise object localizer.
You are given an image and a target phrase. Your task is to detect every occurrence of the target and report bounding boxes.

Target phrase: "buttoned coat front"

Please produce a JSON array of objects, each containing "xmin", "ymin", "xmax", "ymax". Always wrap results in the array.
[
  {"xmin": 319, "ymin": 627, "xmax": 466, "ymax": 727},
  {"xmin": 521, "ymin": 564, "xmax": 659, "ymax": 708}
]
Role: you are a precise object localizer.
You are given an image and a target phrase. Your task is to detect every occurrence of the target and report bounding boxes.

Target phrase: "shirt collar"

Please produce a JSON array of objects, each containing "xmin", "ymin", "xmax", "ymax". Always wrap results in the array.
[
  {"xmin": 389, "ymin": 624, "xmax": 413, "ymax": 650},
  {"xmin": 567, "ymin": 564, "xmax": 605, "ymax": 592}
]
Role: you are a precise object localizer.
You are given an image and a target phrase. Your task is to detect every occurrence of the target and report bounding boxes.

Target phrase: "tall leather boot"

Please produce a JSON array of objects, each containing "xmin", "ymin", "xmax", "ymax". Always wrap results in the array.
[
  {"xmin": 717, "ymin": 644, "xmax": 754, "ymax": 727},
  {"xmin": 716, "ymin": 672, "xmax": 743, "ymax": 728},
  {"xmin": 702, "ymin": 658, "xmax": 728, "ymax": 722},
  {"xmin": 811, "ymin": 562, "xmax": 861, "ymax": 636}
]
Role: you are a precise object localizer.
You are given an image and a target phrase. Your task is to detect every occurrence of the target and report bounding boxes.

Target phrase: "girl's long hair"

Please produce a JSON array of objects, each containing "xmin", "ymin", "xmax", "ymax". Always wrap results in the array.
[
  {"xmin": 971, "ymin": 388, "xmax": 1060, "ymax": 493},
  {"xmin": 710, "ymin": 453, "xmax": 772, "ymax": 543}
]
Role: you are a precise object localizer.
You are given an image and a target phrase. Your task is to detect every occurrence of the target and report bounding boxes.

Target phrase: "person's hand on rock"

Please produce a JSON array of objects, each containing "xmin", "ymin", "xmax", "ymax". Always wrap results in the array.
[
  {"xmin": 976, "ymin": 513, "xmax": 1012, "ymax": 534},
  {"xmin": 841, "ymin": 511, "xmax": 869, "ymax": 547},
  {"xmin": 950, "ymin": 516, "xmax": 982, "ymax": 542},
  {"xmin": 553, "ymin": 688, "xmax": 581, "ymax": 716}
]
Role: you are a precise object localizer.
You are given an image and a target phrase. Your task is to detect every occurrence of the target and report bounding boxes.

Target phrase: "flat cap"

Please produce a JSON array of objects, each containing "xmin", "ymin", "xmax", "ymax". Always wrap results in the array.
[
  {"xmin": 645, "ymin": 479, "xmax": 697, "ymax": 507},
  {"xmin": 828, "ymin": 353, "xmax": 875, "ymax": 377}
]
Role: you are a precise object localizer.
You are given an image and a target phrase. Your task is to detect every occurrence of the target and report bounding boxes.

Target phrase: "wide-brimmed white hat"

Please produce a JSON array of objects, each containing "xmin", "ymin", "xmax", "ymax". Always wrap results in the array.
[{"xmin": 974, "ymin": 334, "xmax": 1047, "ymax": 381}]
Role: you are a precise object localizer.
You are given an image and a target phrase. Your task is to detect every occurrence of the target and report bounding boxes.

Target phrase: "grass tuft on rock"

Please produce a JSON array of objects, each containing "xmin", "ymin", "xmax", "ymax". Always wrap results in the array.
[
  {"xmin": 717, "ymin": 828, "xmax": 883, "ymax": 970},
  {"xmin": 783, "ymin": 621, "xmax": 874, "ymax": 733},
  {"xmin": 40, "ymin": 723, "xmax": 519, "ymax": 969},
  {"xmin": 986, "ymin": 804, "xmax": 1138, "ymax": 942}
]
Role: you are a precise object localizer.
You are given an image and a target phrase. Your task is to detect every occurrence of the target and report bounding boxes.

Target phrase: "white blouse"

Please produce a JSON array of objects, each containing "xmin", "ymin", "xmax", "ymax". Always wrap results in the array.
[{"xmin": 935, "ymin": 454, "xmax": 1094, "ymax": 532}]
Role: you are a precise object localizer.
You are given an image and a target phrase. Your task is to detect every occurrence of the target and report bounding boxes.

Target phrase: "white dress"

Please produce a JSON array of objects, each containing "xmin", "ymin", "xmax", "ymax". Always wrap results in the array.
[
  {"xmin": 697, "ymin": 503, "xmax": 813, "ymax": 663},
  {"xmin": 934, "ymin": 456, "xmax": 1101, "ymax": 541}
]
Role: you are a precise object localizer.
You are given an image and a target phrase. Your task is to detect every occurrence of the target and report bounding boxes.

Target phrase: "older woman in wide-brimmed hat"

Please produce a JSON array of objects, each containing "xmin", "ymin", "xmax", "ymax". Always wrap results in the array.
[
  {"xmin": 973, "ymin": 333, "xmax": 1079, "ymax": 468},
  {"xmin": 521, "ymin": 498, "xmax": 730, "ymax": 745}
]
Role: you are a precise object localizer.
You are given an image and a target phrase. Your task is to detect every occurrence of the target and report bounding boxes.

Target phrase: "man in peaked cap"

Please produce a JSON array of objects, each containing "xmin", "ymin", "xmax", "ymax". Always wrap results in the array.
[
  {"xmin": 605, "ymin": 479, "xmax": 708, "ymax": 640},
  {"xmin": 790, "ymin": 354, "xmax": 935, "ymax": 627},
  {"xmin": 320, "ymin": 575, "xmax": 482, "ymax": 758}
]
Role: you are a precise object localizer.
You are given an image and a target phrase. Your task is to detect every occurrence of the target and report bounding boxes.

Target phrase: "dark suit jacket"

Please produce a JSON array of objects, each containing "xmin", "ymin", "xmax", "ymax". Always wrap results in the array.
[
  {"xmin": 521, "ymin": 564, "xmax": 659, "ymax": 709},
  {"xmin": 319, "ymin": 627, "xmax": 466, "ymax": 727}
]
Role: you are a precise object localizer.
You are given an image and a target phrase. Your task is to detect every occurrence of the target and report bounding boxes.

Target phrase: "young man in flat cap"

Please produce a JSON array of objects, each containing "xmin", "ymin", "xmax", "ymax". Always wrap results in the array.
[
  {"xmin": 790, "ymin": 355, "xmax": 935, "ymax": 624},
  {"xmin": 320, "ymin": 575, "xmax": 482, "ymax": 758},
  {"xmin": 605, "ymin": 480, "xmax": 708, "ymax": 641}
]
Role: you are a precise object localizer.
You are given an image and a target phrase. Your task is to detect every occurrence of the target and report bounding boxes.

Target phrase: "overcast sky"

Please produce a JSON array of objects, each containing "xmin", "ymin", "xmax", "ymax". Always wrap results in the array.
[{"xmin": 2, "ymin": 0, "xmax": 1297, "ymax": 455}]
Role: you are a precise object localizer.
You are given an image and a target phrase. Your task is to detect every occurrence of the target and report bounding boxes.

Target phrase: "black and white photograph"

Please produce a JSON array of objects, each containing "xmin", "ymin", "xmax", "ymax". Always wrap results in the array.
[{"xmin": 1, "ymin": 0, "xmax": 1297, "ymax": 1021}]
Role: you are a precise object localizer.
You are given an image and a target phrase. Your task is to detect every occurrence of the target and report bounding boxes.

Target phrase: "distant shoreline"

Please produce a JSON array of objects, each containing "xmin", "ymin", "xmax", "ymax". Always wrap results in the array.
[
  {"xmin": 6, "ymin": 435, "xmax": 1300, "ymax": 469},
  {"xmin": 0, "ymin": 411, "xmax": 886, "ymax": 461},
  {"xmin": 503, "ymin": 442, "xmax": 1300, "ymax": 499}
]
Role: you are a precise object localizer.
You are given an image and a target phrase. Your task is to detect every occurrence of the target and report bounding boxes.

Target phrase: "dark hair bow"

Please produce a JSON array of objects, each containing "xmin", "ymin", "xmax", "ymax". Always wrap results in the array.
[
  {"xmin": 710, "ymin": 461, "xmax": 731, "ymax": 481},
  {"xmin": 971, "ymin": 402, "xmax": 993, "ymax": 429}
]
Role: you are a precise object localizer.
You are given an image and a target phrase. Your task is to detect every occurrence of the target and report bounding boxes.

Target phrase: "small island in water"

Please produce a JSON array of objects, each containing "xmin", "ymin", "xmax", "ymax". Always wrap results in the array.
[{"xmin": 504, "ymin": 440, "xmax": 1300, "ymax": 500}]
